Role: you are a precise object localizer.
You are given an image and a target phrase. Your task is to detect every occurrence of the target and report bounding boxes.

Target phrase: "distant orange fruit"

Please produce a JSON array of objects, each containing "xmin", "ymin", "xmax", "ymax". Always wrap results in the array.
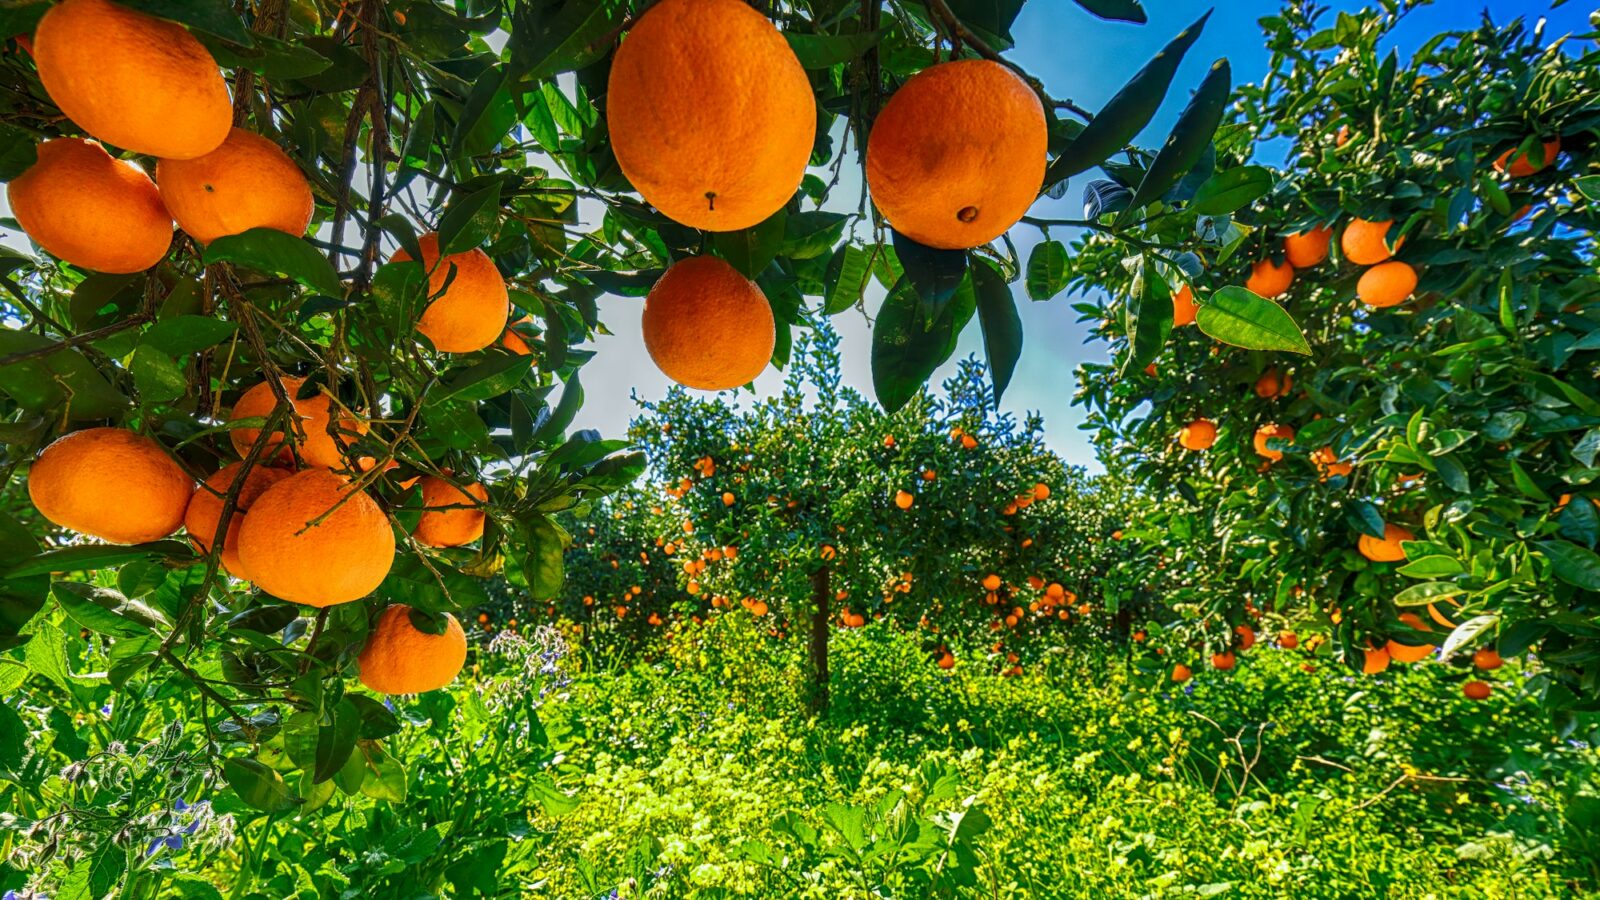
[
  {"xmin": 34, "ymin": 0, "xmax": 231, "ymax": 159},
  {"xmin": 922, "ymin": 469, "xmax": 937, "ymax": 482},
  {"xmin": 982, "ymin": 573, "xmax": 1002, "ymax": 591},
  {"xmin": 392, "ymin": 232, "xmax": 510, "ymax": 353},
  {"xmin": 412, "ymin": 477, "xmax": 489, "ymax": 548},
  {"xmin": 1245, "ymin": 258, "xmax": 1294, "ymax": 298},
  {"xmin": 185, "ymin": 462, "xmax": 292, "ymax": 579},
  {"xmin": 606, "ymin": 0, "xmax": 814, "ymax": 231},
  {"xmin": 867, "ymin": 59, "xmax": 1046, "ymax": 249},
  {"xmin": 1211, "ymin": 651, "xmax": 1236, "ymax": 670},
  {"xmin": 642, "ymin": 256, "xmax": 775, "ymax": 391},
  {"xmin": 1234, "ymin": 625, "xmax": 1256, "ymax": 651},
  {"xmin": 156, "ymin": 128, "xmax": 314, "ymax": 244},
  {"xmin": 721, "ymin": 491, "xmax": 735, "ymax": 507},
  {"xmin": 1172, "ymin": 284, "xmax": 1197, "ymax": 326},
  {"xmin": 1386, "ymin": 638, "xmax": 1434, "ymax": 664},
  {"xmin": 1033, "ymin": 482, "xmax": 1050, "ymax": 501},
  {"xmin": 895, "ymin": 490, "xmax": 915, "ymax": 510},
  {"xmin": 1254, "ymin": 369, "xmax": 1291, "ymax": 399},
  {"xmin": 358, "ymin": 604, "xmax": 467, "ymax": 695},
  {"xmin": 1311, "ymin": 446, "xmax": 1352, "ymax": 479},
  {"xmin": 1283, "ymin": 227, "xmax": 1332, "ymax": 267},
  {"xmin": 1357, "ymin": 260, "xmax": 1418, "ymax": 308},
  {"xmin": 1473, "ymin": 647, "xmax": 1503, "ymax": 671},
  {"xmin": 1462, "ymin": 680, "xmax": 1491, "ymax": 700},
  {"xmin": 8, "ymin": 138, "xmax": 171, "ymax": 273},
  {"xmin": 1493, "ymin": 138, "xmax": 1560, "ymax": 178},
  {"xmin": 1358, "ymin": 524, "xmax": 1414, "ymax": 563},
  {"xmin": 937, "ymin": 652, "xmax": 955, "ymax": 670},
  {"xmin": 1253, "ymin": 423, "xmax": 1295, "ymax": 462},
  {"xmin": 1341, "ymin": 218, "xmax": 1402, "ymax": 265},
  {"xmin": 28, "ymin": 427, "xmax": 192, "ymax": 544},
  {"xmin": 1279, "ymin": 631, "xmax": 1299, "ymax": 649},
  {"xmin": 1171, "ymin": 663, "xmax": 1192, "ymax": 682},
  {"xmin": 1179, "ymin": 418, "xmax": 1216, "ymax": 451},
  {"xmin": 237, "ymin": 469, "xmax": 395, "ymax": 606},
  {"xmin": 229, "ymin": 376, "xmax": 368, "ymax": 470},
  {"xmin": 1361, "ymin": 646, "xmax": 1391, "ymax": 674}
]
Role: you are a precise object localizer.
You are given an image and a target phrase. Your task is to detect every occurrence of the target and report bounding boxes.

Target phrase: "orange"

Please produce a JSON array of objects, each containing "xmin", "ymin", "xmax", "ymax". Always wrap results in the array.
[
  {"xmin": 1253, "ymin": 423, "xmax": 1295, "ymax": 462},
  {"xmin": 750, "ymin": 600, "xmax": 768, "ymax": 616},
  {"xmin": 1386, "ymin": 638, "xmax": 1435, "ymax": 664},
  {"xmin": 1283, "ymin": 227, "xmax": 1332, "ymax": 267},
  {"xmin": 1254, "ymin": 368, "xmax": 1291, "ymax": 399},
  {"xmin": 1245, "ymin": 258, "xmax": 1294, "ymax": 298},
  {"xmin": 721, "ymin": 491, "xmax": 735, "ymax": 507},
  {"xmin": 1172, "ymin": 284, "xmax": 1197, "ymax": 326},
  {"xmin": 28, "ymin": 427, "xmax": 192, "ymax": 544},
  {"xmin": 33, "ymin": 0, "xmax": 231, "ymax": 159},
  {"xmin": 236, "ymin": 468, "xmax": 395, "ymax": 606},
  {"xmin": 982, "ymin": 573, "xmax": 1002, "ymax": 592},
  {"xmin": 1473, "ymin": 647, "xmax": 1503, "ymax": 671},
  {"xmin": 894, "ymin": 490, "xmax": 914, "ymax": 510},
  {"xmin": 391, "ymin": 232, "xmax": 510, "ymax": 353},
  {"xmin": 1171, "ymin": 664, "xmax": 1192, "ymax": 683},
  {"xmin": 8, "ymin": 138, "xmax": 171, "ymax": 273},
  {"xmin": 1426, "ymin": 601, "xmax": 1460, "ymax": 630},
  {"xmin": 641, "ymin": 256, "xmax": 775, "ymax": 390},
  {"xmin": 937, "ymin": 652, "xmax": 954, "ymax": 670},
  {"xmin": 1358, "ymin": 524, "xmax": 1414, "ymax": 562},
  {"xmin": 1462, "ymin": 680, "xmax": 1491, "ymax": 700},
  {"xmin": 1033, "ymin": 483, "xmax": 1050, "ymax": 501},
  {"xmin": 1361, "ymin": 646, "xmax": 1391, "ymax": 674},
  {"xmin": 1341, "ymin": 218, "xmax": 1402, "ymax": 265},
  {"xmin": 1179, "ymin": 419, "xmax": 1216, "ymax": 451},
  {"xmin": 1234, "ymin": 625, "xmax": 1256, "ymax": 651},
  {"xmin": 1311, "ymin": 446, "xmax": 1352, "ymax": 479},
  {"xmin": 155, "ymin": 128, "xmax": 313, "ymax": 244},
  {"xmin": 229, "ymin": 376, "xmax": 368, "ymax": 470},
  {"xmin": 357, "ymin": 604, "xmax": 467, "ymax": 694},
  {"xmin": 412, "ymin": 476, "xmax": 489, "ymax": 548},
  {"xmin": 1493, "ymin": 138, "xmax": 1560, "ymax": 178},
  {"xmin": 184, "ymin": 462, "xmax": 292, "ymax": 579},
  {"xmin": 866, "ymin": 60, "xmax": 1046, "ymax": 249},
  {"xmin": 500, "ymin": 316, "xmax": 534, "ymax": 355},
  {"xmin": 1279, "ymin": 632, "xmax": 1299, "ymax": 649},
  {"xmin": 1211, "ymin": 651, "xmax": 1236, "ymax": 670},
  {"xmin": 606, "ymin": 0, "xmax": 813, "ymax": 231},
  {"xmin": 1357, "ymin": 260, "xmax": 1417, "ymax": 308}
]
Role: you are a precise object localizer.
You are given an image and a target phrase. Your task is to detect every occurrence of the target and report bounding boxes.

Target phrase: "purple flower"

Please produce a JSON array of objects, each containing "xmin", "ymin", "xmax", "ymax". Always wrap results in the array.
[
  {"xmin": 98, "ymin": 703, "xmax": 112, "ymax": 717},
  {"xmin": 145, "ymin": 834, "xmax": 183, "ymax": 857}
]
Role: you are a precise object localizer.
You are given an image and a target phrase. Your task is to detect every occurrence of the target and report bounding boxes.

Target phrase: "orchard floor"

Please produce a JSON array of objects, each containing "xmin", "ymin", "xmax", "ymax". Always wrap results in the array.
[{"xmin": 214, "ymin": 618, "xmax": 1597, "ymax": 899}]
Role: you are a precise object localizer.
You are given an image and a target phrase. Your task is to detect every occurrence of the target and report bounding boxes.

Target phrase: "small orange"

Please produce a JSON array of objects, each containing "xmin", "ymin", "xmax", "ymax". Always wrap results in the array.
[
  {"xmin": 721, "ymin": 491, "xmax": 735, "ymax": 507},
  {"xmin": 1361, "ymin": 646, "xmax": 1391, "ymax": 674},
  {"xmin": 1493, "ymin": 138, "xmax": 1560, "ymax": 178},
  {"xmin": 982, "ymin": 573, "xmax": 1002, "ymax": 592},
  {"xmin": 1254, "ymin": 369, "xmax": 1291, "ymax": 399},
  {"xmin": 1234, "ymin": 625, "xmax": 1256, "ymax": 651},
  {"xmin": 1341, "ymin": 218, "xmax": 1402, "ymax": 265},
  {"xmin": 1283, "ymin": 227, "xmax": 1332, "ymax": 267},
  {"xmin": 1211, "ymin": 651, "xmax": 1236, "ymax": 670},
  {"xmin": 8, "ymin": 138, "xmax": 171, "ymax": 273},
  {"xmin": 392, "ymin": 232, "xmax": 510, "ymax": 353},
  {"xmin": 156, "ymin": 128, "xmax": 314, "ymax": 244},
  {"xmin": 866, "ymin": 60, "xmax": 1046, "ymax": 249},
  {"xmin": 412, "ymin": 477, "xmax": 489, "ymax": 548},
  {"xmin": 184, "ymin": 462, "xmax": 292, "ymax": 579},
  {"xmin": 1179, "ymin": 419, "xmax": 1216, "ymax": 451},
  {"xmin": 642, "ymin": 256, "xmax": 775, "ymax": 391},
  {"xmin": 236, "ymin": 468, "xmax": 395, "ymax": 607},
  {"xmin": 1357, "ymin": 260, "xmax": 1417, "ymax": 308},
  {"xmin": 1171, "ymin": 664, "xmax": 1192, "ymax": 683},
  {"xmin": 1358, "ymin": 524, "xmax": 1414, "ymax": 563},
  {"xmin": 1245, "ymin": 258, "xmax": 1294, "ymax": 298},
  {"xmin": 1462, "ymin": 680, "xmax": 1491, "ymax": 700},
  {"xmin": 28, "ymin": 427, "xmax": 192, "ymax": 544},
  {"xmin": 500, "ymin": 316, "xmax": 535, "ymax": 355},
  {"xmin": 894, "ymin": 490, "xmax": 914, "ymax": 510},
  {"xmin": 1033, "ymin": 482, "xmax": 1050, "ymax": 501},
  {"xmin": 1279, "ymin": 632, "xmax": 1299, "ymax": 649},
  {"xmin": 1386, "ymin": 638, "xmax": 1435, "ymax": 664},
  {"xmin": 229, "ymin": 376, "xmax": 368, "ymax": 470},
  {"xmin": 358, "ymin": 604, "xmax": 467, "ymax": 694},
  {"xmin": 1253, "ymin": 423, "xmax": 1295, "ymax": 462},
  {"xmin": 937, "ymin": 652, "xmax": 954, "ymax": 670},
  {"xmin": 1172, "ymin": 284, "xmax": 1197, "ymax": 326},
  {"xmin": 1473, "ymin": 647, "xmax": 1503, "ymax": 671}
]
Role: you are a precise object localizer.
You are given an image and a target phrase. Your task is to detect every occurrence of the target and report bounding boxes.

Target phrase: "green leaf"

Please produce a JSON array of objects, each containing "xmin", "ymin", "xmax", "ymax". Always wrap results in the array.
[
  {"xmin": 892, "ymin": 230, "xmax": 968, "ymax": 323},
  {"xmin": 785, "ymin": 31, "xmax": 882, "ymax": 68},
  {"xmin": 872, "ymin": 278, "xmax": 968, "ymax": 413},
  {"xmin": 1195, "ymin": 286, "xmax": 1310, "ymax": 354},
  {"xmin": 1072, "ymin": 0, "xmax": 1146, "ymax": 22},
  {"xmin": 1044, "ymin": 11, "xmax": 1210, "ymax": 185},
  {"xmin": 52, "ymin": 582, "xmax": 168, "ymax": 637},
  {"xmin": 0, "ymin": 123, "xmax": 39, "ymax": 181},
  {"xmin": 0, "ymin": 330, "xmax": 129, "ymax": 420},
  {"xmin": 3, "ymin": 541, "xmax": 196, "ymax": 579},
  {"xmin": 1396, "ymin": 556, "xmax": 1465, "ymax": 578},
  {"xmin": 1538, "ymin": 540, "xmax": 1600, "ymax": 591},
  {"xmin": 1439, "ymin": 615, "xmax": 1499, "ymax": 661},
  {"xmin": 141, "ymin": 316, "xmax": 237, "ymax": 356},
  {"xmin": 972, "ymin": 261, "xmax": 1023, "ymax": 406},
  {"xmin": 452, "ymin": 67, "xmax": 517, "ymax": 159},
  {"xmin": 824, "ymin": 244, "xmax": 873, "ymax": 315},
  {"xmin": 508, "ymin": 0, "xmax": 627, "ymax": 80},
  {"xmin": 529, "ymin": 374, "xmax": 583, "ymax": 447},
  {"xmin": 130, "ymin": 344, "xmax": 187, "ymax": 403},
  {"xmin": 1344, "ymin": 499, "xmax": 1387, "ymax": 540},
  {"xmin": 1575, "ymin": 176, "xmax": 1600, "ymax": 202},
  {"xmin": 224, "ymin": 758, "xmax": 299, "ymax": 812},
  {"xmin": 437, "ymin": 181, "xmax": 504, "ymax": 256},
  {"xmin": 24, "ymin": 620, "xmax": 71, "ymax": 690},
  {"xmin": 358, "ymin": 744, "xmax": 407, "ymax": 803},
  {"xmin": 1119, "ymin": 59, "xmax": 1232, "ymax": 223},
  {"xmin": 121, "ymin": 0, "xmax": 254, "ymax": 45},
  {"xmin": 314, "ymin": 700, "xmax": 360, "ymax": 783},
  {"xmin": 1190, "ymin": 166, "xmax": 1273, "ymax": 215},
  {"xmin": 1393, "ymin": 582, "xmax": 1467, "ymax": 607},
  {"xmin": 1121, "ymin": 259, "xmax": 1171, "ymax": 376},
  {"xmin": 712, "ymin": 209, "xmax": 787, "ymax": 279},
  {"xmin": 0, "ymin": 513, "xmax": 48, "ymax": 641},
  {"xmin": 205, "ymin": 229, "xmax": 341, "ymax": 297},
  {"xmin": 438, "ymin": 354, "xmax": 533, "ymax": 403},
  {"xmin": 1025, "ymin": 241, "xmax": 1069, "ymax": 301},
  {"xmin": 522, "ymin": 516, "xmax": 568, "ymax": 600}
]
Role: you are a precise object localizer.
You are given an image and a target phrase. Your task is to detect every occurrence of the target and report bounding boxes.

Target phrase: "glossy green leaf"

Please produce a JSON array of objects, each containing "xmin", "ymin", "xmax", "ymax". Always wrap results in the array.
[
  {"xmin": 1025, "ymin": 241, "xmax": 1069, "ymax": 301},
  {"xmin": 972, "ymin": 260, "xmax": 1023, "ymax": 406},
  {"xmin": 1195, "ymin": 286, "xmax": 1311, "ymax": 354},
  {"xmin": 1119, "ymin": 59, "xmax": 1232, "ymax": 222},
  {"xmin": 205, "ymin": 229, "xmax": 341, "ymax": 297},
  {"xmin": 1190, "ymin": 166, "xmax": 1273, "ymax": 215}
]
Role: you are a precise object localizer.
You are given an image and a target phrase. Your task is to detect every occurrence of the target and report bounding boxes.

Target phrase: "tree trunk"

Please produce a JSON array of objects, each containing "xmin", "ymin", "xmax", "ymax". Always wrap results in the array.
[{"xmin": 807, "ymin": 565, "xmax": 831, "ymax": 716}]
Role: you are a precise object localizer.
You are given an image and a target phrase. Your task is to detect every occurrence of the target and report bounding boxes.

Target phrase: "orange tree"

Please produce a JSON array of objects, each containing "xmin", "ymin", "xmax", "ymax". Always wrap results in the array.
[
  {"xmin": 556, "ymin": 326, "xmax": 1147, "ymax": 712},
  {"xmin": 1066, "ymin": 6, "xmax": 1600, "ymax": 712}
]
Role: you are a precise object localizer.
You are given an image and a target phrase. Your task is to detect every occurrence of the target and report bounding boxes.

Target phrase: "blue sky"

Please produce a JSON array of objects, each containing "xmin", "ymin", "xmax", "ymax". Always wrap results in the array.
[{"xmin": 572, "ymin": 0, "xmax": 1595, "ymax": 471}]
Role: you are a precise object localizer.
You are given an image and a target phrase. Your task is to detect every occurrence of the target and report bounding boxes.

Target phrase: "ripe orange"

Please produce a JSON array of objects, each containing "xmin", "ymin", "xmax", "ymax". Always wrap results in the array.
[
  {"xmin": 1179, "ymin": 419, "xmax": 1216, "ymax": 451},
  {"xmin": 1473, "ymin": 647, "xmax": 1503, "ymax": 671},
  {"xmin": 1361, "ymin": 646, "xmax": 1391, "ymax": 674},
  {"xmin": 606, "ymin": 0, "xmax": 813, "ymax": 231},
  {"xmin": 894, "ymin": 490, "xmax": 914, "ymax": 510},
  {"xmin": 922, "ymin": 469, "xmax": 937, "ymax": 482},
  {"xmin": 1033, "ymin": 483, "xmax": 1050, "ymax": 501},
  {"xmin": 1311, "ymin": 446, "xmax": 1352, "ymax": 479},
  {"xmin": 229, "ymin": 376, "xmax": 368, "ymax": 470},
  {"xmin": 1462, "ymin": 680, "xmax": 1491, "ymax": 700},
  {"xmin": 641, "ymin": 256, "xmax": 775, "ymax": 390},
  {"xmin": 1283, "ymin": 227, "xmax": 1332, "ymax": 267},
  {"xmin": 1253, "ymin": 423, "xmax": 1295, "ymax": 462},
  {"xmin": 750, "ymin": 600, "xmax": 769, "ymax": 616},
  {"xmin": 412, "ymin": 477, "xmax": 488, "ymax": 548},
  {"xmin": 1357, "ymin": 260, "xmax": 1417, "ymax": 308},
  {"xmin": 8, "ymin": 138, "xmax": 172, "ymax": 273},
  {"xmin": 1172, "ymin": 284, "xmax": 1197, "ymax": 326},
  {"xmin": 982, "ymin": 573, "xmax": 1002, "ymax": 592},
  {"xmin": 184, "ymin": 462, "xmax": 292, "ymax": 579},
  {"xmin": 1279, "ymin": 631, "xmax": 1299, "ymax": 649},
  {"xmin": 1493, "ymin": 138, "xmax": 1560, "ymax": 177},
  {"xmin": 357, "ymin": 604, "xmax": 467, "ymax": 694},
  {"xmin": 33, "ymin": 0, "xmax": 231, "ymax": 159},
  {"xmin": 392, "ymin": 232, "xmax": 510, "ymax": 353},
  {"xmin": 937, "ymin": 652, "xmax": 954, "ymax": 670},
  {"xmin": 28, "ymin": 427, "xmax": 192, "ymax": 544},
  {"xmin": 1211, "ymin": 651, "xmax": 1236, "ymax": 670},
  {"xmin": 1341, "ymin": 218, "xmax": 1402, "ymax": 265},
  {"xmin": 1386, "ymin": 638, "xmax": 1435, "ymax": 664},
  {"xmin": 1245, "ymin": 258, "xmax": 1294, "ymax": 298},
  {"xmin": 155, "ymin": 128, "xmax": 314, "ymax": 244},
  {"xmin": 1171, "ymin": 664, "xmax": 1192, "ymax": 682},
  {"xmin": 1254, "ymin": 368, "xmax": 1292, "ymax": 399},
  {"xmin": 1358, "ymin": 523, "xmax": 1414, "ymax": 562},
  {"xmin": 721, "ymin": 491, "xmax": 735, "ymax": 507},
  {"xmin": 1235, "ymin": 625, "xmax": 1256, "ymax": 651},
  {"xmin": 236, "ymin": 468, "xmax": 395, "ymax": 606},
  {"xmin": 500, "ymin": 316, "xmax": 534, "ymax": 355},
  {"xmin": 866, "ymin": 60, "xmax": 1046, "ymax": 249}
]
